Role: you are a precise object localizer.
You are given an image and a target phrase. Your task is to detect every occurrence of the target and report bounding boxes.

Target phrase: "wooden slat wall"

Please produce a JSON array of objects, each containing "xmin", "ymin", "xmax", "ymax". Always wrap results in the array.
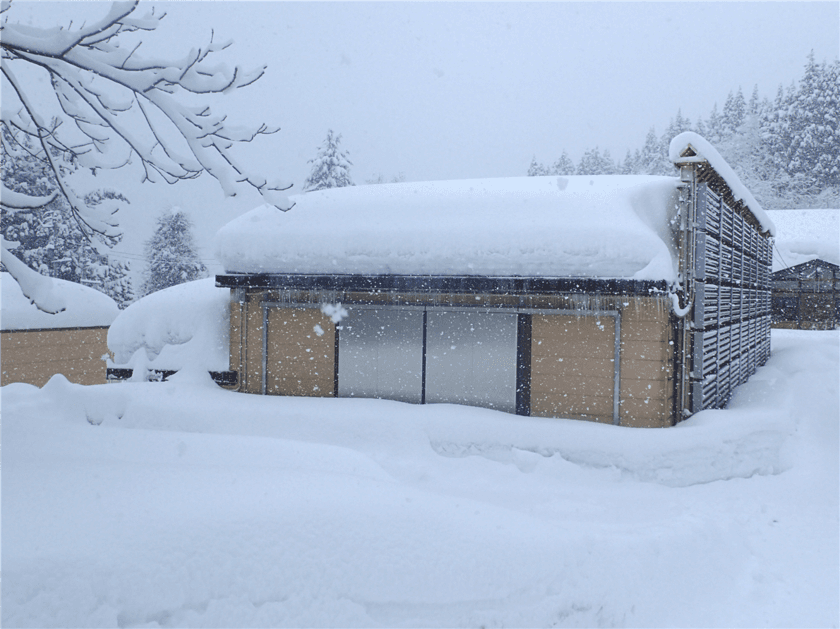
[
  {"xmin": 265, "ymin": 308, "xmax": 335, "ymax": 397},
  {"xmin": 1, "ymin": 327, "xmax": 111, "ymax": 387}
]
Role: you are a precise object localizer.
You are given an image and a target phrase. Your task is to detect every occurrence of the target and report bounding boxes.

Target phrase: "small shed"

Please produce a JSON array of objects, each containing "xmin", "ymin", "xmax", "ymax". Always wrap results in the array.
[
  {"xmin": 215, "ymin": 132, "xmax": 774, "ymax": 426},
  {"xmin": 1, "ymin": 272, "xmax": 119, "ymax": 386}
]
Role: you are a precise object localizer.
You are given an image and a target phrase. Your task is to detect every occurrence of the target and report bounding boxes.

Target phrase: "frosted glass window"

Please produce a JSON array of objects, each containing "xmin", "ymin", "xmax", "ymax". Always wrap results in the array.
[
  {"xmin": 337, "ymin": 308, "xmax": 423, "ymax": 403},
  {"xmin": 425, "ymin": 311, "xmax": 518, "ymax": 413}
]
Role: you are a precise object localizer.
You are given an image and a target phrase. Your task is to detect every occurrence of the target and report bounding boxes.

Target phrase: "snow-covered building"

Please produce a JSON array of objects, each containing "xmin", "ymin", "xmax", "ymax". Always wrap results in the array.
[
  {"xmin": 764, "ymin": 209, "xmax": 839, "ymax": 330},
  {"xmin": 771, "ymin": 260, "xmax": 839, "ymax": 330},
  {"xmin": 214, "ymin": 133, "xmax": 775, "ymax": 427},
  {"xmin": 1, "ymin": 272, "xmax": 119, "ymax": 386}
]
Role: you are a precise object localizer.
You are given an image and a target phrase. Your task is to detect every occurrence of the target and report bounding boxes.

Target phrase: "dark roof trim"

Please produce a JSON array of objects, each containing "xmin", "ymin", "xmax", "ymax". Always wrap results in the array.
[
  {"xmin": 1, "ymin": 324, "xmax": 112, "ymax": 334},
  {"xmin": 216, "ymin": 273, "xmax": 669, "ymax": 296}
]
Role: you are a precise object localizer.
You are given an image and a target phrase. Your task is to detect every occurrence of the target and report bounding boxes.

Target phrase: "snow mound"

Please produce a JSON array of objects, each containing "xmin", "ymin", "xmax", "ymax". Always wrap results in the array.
[
  {"xmin": 669, "ymin": 131, "xmax": 775, "ymax": 236},
  {"xmin": 766, "ymin": 209, "xmax": 839, "ymax": 271},
  {"xmin": 107, "ymin": 278, "xmax": 230, "ymax": 373},
  {"xmin": 1, "ymin": 271, "xmax": 119, "ymax": 331},
  {"xmin": 2, "ymin": 330, "xmax": 837, "ymax": 627},
  {"xmin": 215, "ymin": 175, "xmax": 681, "ymax": 282}
]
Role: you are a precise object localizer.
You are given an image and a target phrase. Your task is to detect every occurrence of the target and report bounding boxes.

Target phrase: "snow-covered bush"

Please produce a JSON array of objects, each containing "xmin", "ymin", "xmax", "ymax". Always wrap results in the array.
[{"xmin": 107, "ymin": 278, "xmax": 230, "ymax": 377}]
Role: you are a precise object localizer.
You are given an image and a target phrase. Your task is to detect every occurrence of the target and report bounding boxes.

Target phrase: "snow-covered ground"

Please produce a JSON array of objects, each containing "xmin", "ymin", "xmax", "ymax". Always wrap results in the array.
[{"xmin": 2, "ymin": 329, "xmax": 837, "ymax": 628}]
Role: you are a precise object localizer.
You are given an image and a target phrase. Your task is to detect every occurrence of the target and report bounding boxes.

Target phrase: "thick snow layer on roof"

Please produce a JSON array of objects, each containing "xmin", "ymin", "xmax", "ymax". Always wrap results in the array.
[
  {"xmin": 766, "ymin": 209, "xmax": 839, "ymax": 271},
  {"xmin": 107, "ymin": 279, "xmax": 230, "ymax": 373},
  {"xmin": 669, "ymin": 132, "xmax": 775, "ymax": 237},
  {"xmin": 1, "ymin": 272, "xmax": 119, "ymax": 331},
  {"xmin": 216, "ymin": 176, "xmax": 681, "ymax": 282}
]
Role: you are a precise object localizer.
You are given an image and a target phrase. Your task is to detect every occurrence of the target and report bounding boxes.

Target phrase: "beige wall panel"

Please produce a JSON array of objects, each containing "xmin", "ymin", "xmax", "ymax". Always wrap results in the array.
[
  {"xmin": 620, "ymin": 320, "xmax": 670, "ymax": 342},
  {"xmin": 229, "ymin": 300, "xmax": 243, "ymax": 373},
  {"xmin": 619, "ymin": 414, "xmax": 671, "ymax": 429},
  {"xmin": 530, "ymin": 399, "xmax": 612, "ymax": 423},
  {"xmin": 540, "ymin": 394, "xmax": 613, "ymax": 416},
  {"xmin": 2, "ymin": 343, "xmax": 104, "ymax": 365},
  {"xmin": 1, "ymin": 327, "xmax": 109, "ymax": 387},
  {"xmin": 621, "ymin": 297, "xmax": 670, "ymax": 323},
  {"xmin": 532, "ymin": 357, "xmax": 616, "ymax": 379},
  {"xmin": 265, "ymin": 308, "xmax": 335, "ymax": 397},
  {"xmin": 620, "ymin": 378, "xmax": 671, "ymax": 401},
  {"xmin": 619, "ymin": 396, "xmax": 671, "ymax": 427},
  {"xmin": 620, "ymin": 340, "xmax": 671, "ymax": 363},
  {"xmin": 3, "ymin": 327, "xmax": 105, "ymax": 350},
  {"xmin": 531, "ymin": 375, "xmax": 614, "ymax": 398},
  {"xmin": 532, "ymin": 315, "xmax": 614, "ymax": 357},
  {"xmin": 620, "ymin": 359, "xmax": 671, "ymax": 381},
  {"xmin": 530, "ymin": 313, "xmax": 618, "ymax": 422},
  {"xmin": 617, "ymin": 311, "xmax": 673, "ymax": 425},
  {"xmin": 243, "ymin": 296, "xmax": 265, "ymax": 393}
]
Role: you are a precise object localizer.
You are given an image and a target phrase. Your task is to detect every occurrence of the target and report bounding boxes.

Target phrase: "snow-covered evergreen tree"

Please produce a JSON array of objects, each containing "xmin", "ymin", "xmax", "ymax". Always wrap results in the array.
[
  {"xmin": 303, "ymin": 130, "xmax": 354, "ymax": 192},
  {"xmin": 784, "ymin": 53, "xmax": 840, "ymax": 191},
  {"xmin": 619, "ymin": 149, "xmax": 640, "ymax": 175},
  {"xmin": 527, "ymin": 156, "xmax": 549, "ymax": 176},
  {"xmin": 523, "ymin": 53, "xmax": 838, "ymax": 207},
  {"xmin": 722, "ymin": 87, "xmax": 747, "ymax": 137},
  {"xmin": 638, "ymin": 128, "xmax": 670, "ymax": 175},
  {"xmin": 661, "ymin": 110, "xmax": 692, "ymax": 152},
  {"xmin": 551, "ymin": 151, "xmax": 576, "ymax": 176},
  {"xmin": 1, "ymin": 126, "xmax": 135, "ymax": 307},
  {"xmin": 705, "ymin": 103, "xmax": 725, "ymax": 145},
  {"xmin": 366, "ymin": 172, "xmax": 406, "ymax": 184},
  {"xmin": 576, "ymin": 147, "xmax": 617, "ymax": 175},
  {"xmin": 141, "ymin": 210, "xmax": 207, "ymax": 297}
]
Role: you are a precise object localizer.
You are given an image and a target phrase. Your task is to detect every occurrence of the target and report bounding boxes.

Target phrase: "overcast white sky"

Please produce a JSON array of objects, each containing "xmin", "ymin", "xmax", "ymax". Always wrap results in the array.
[
  {"xmin": 176, "ymin": 1, "xmax": 839, "ymax": 183},
  {"xmin": 4, "ymin": 1, "xmax": 839, "ymax": 279}
]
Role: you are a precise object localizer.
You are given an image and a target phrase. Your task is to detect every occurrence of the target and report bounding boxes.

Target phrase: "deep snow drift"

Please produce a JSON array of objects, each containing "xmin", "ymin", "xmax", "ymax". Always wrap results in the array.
[{"xmin": 2, "ymin": 330, "xmax": 838, "ymax": 628}]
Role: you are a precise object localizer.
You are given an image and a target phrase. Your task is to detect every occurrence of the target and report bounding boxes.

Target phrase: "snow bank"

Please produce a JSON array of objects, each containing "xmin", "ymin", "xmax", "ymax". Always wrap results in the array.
[
  {"xmin": 766, "ymin": 209, "xmax": 839, "ymax": 271},
  {"xmin": 2, "ymin": 330, "xmax": 837, "ymax": 627},
  {"xmin": 215, "ymin": 176, "xmax": 681, "ymax": 282},
  {"xmin": 107, "ymin": 278, "xmax": 230, "ymax": 373},
  {"xmin": 1, "ymin": 271, "xmax": 119, "ymax": 331},
  {"xmin": 669, "ymin": 131, "xmax": 775, "ymax": 236}
]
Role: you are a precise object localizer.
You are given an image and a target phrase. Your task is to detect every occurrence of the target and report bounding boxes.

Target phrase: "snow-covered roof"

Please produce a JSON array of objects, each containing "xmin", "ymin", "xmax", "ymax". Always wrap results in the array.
[
  {"xmin": 215, "ymin": 175, "xmax": 681, "ymax": 282},
  {"xmin": 669, "ymin": 132, "xmax": 775, "ymax": 236},
  {"xmin": 1, "ymin": 272, "xmax": 119, "ymax": 331},
  {"xmin": 766, "ymin": 209, "xmax": 840, "ymax": 272}
]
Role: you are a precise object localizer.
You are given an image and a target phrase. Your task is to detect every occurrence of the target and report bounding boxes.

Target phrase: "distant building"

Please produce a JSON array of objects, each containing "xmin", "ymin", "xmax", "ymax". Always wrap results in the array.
[
  {"xmin": 772, "ymin": 260, "xmax": 839, "ymax": 330},
  {"xmin": 214, "ymin": 133, "xmax": 774, "ymax": 427},
  {"xmin": 1, "ymin": 273, "xmax": 119, "ymax": 386},
  {"xmin": 764, "ymin": 208, "xmax": 839, "ymax": 330}
]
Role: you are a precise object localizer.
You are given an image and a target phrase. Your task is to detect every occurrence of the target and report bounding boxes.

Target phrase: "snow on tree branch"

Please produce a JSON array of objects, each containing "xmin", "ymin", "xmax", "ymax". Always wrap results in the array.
[
  {"xmin": 1, "ymin": 0, "xmax": 291, "ymax": 312},
  {"xmin": 1, "ymin": 236, "xmax": 65, "ymax": 313},
  {"xmin": 1, "ymin": 1, "xmax": 290, "ymax": 204},
  {"xmin": 0, "ymin": 183, "xmax": 57, "ymax": 209}
]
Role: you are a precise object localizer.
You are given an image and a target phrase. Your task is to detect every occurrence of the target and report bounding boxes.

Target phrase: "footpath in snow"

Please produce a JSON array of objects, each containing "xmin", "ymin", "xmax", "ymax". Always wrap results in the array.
[{"xmin": 2, "ymin": 330, "xmax": 838, "ymax": 628}]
